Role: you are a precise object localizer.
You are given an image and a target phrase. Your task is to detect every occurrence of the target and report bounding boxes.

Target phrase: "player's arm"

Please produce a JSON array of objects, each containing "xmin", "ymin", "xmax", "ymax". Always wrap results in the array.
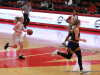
[
  {"xmin": 30, "ymin": 8, "xmax": 33, "ymax": 11},
  {"xmin": 21, "ymin": 5, "xmax": 25, "ymax": 14},
  {"xmin": 22, "ymin": 27, "xmax": 27, "ymax": 32},
  {"xmin": 66, "ymin": 16, "xmax": 72, "ymax": 24},
  {"xmin": 13, "ymin": 23, "xmax": 22, "ymax": 34},
  {"xmin": 74, "ymin": 28, "xmax": 86, "ymax": 42}
]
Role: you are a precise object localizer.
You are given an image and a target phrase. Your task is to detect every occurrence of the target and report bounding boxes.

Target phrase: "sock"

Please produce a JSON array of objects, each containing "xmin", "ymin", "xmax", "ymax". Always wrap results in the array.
[
  {"xmin": 80, "ymin": 66, "xmax": 83, "ymax": 71},
  {"xmin": 19, "ymin": 53, "xmax": 22, "ymax": 56}
]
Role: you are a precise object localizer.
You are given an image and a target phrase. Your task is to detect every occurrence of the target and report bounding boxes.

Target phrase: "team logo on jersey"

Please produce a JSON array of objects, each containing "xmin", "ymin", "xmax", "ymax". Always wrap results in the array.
[
  {"xmin": 94, "ymin": 20, "xmax": 100, "ymax": 28},
  {"xmin": 57, "ymin": 16, "xmax": 64, "ymax": 24}
]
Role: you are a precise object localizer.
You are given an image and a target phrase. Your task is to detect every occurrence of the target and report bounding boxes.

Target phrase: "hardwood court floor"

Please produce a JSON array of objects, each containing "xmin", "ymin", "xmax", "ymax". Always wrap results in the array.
[{"xmin": 0, "ymin": 22, "xmax": 100, "ymax": 75}]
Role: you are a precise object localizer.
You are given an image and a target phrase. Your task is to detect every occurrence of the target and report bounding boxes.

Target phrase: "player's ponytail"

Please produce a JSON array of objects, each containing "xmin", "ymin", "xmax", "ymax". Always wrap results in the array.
[
  {"xmin": 14, "ymin": 16, "xmax": 23, "ymax": 23},
  {"xmin": 72, "ymin": 19, "xmax": 80, "ymax": 26},
  {"xmin": 69, "ymin": 19, "xmax": 80, "ymax": 30}
]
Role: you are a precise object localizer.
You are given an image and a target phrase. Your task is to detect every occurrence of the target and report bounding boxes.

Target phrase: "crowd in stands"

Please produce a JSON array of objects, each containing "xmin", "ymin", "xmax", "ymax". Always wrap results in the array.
[{"xmin": 0, "ymin": 0, "xmax": 100, "ymax": 14}]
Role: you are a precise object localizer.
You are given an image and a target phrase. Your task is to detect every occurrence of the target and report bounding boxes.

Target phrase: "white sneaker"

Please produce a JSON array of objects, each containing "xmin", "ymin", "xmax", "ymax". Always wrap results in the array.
[
  {"xmin": 52, "ymin": 49, "xmax": 59, "ymax": 57},
  {"xmin": 62, "ymin": 42, "xmax": 68, "ymax": 47},
  {"xmin": 80, "ymin": 69, "xmax": 87, "ymax": 74}
]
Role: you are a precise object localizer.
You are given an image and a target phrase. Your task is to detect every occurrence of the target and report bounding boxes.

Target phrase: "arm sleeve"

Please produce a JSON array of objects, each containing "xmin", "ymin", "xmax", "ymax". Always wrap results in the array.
[
  {"xmin": 46, "ymin": 2, "xmax": 48, "ymax": 7},
  {"xmin": 21, "ymin": 5, "xmax": 25, "ymax": 9},
  {"xmin": 65, "ymin": 1, "xmax": 67, "ymax": 4},
  {"xmin": 52, "ymin": 3, "xmax": 54, "ymax": 9},
  {"xmin": 30, "ymin": 6, "xmax": 31, "ymax": 11},
  {"xmin": 70, "ymin": 0, "xmax": 72, "ymax": 5}
]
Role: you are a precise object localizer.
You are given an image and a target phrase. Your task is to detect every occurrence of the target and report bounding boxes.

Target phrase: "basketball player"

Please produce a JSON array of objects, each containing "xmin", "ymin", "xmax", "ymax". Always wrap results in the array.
[
  {"xmin": 4, "ymin": 17, "xmax": 27, "ymax": 59},
  {"xmin": 52, "ymin": 19, "xmax": 87, "ymax": 74},
  {"xmin": 62, "ymin": 10, "xmax": 78, "ymax": 47},
  {"xmin": 21, "ymin": 1, "xmax": 32, "ymax": 29}
]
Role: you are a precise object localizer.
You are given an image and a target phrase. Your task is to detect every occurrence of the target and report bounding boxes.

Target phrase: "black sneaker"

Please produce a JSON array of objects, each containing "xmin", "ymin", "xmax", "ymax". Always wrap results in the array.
[
  {"xmin": 18, "ymin": 55, "xmax": 25, "ymax": 59},
  {"xmin": 4, "ymin": 43, "xmax": 9, "ymax": 50}
]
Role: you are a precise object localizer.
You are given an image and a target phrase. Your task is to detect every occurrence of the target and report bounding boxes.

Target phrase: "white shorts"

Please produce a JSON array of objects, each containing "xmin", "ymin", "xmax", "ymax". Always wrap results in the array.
[
  {"xmin": 68, "ymin": 25, "xmax": 75, "ymax": 31},
  {"xmin": 13, "ymin": 33, "xmax": 23, "ymax": 45}
]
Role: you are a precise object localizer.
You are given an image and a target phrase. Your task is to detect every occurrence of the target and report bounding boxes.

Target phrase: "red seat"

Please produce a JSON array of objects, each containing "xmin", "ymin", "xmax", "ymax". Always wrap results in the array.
[
  {"xmin": 54, "ymin": 5, "xmax": 62, "ymax": 11},
  {"xmin": 5, "ymin": 1, "xmax": 12, "ymax": 4},
  {"xmin": 13, "ymin": 2, "xmax": 17, "ymax": 5},
  {"xmin": 46, "ymin": 0, "xmax": 51, "ymax": 2},
  {"xmin": 81, "ymin": 2, "xmax": 88, "ymax": 4},
  {"xmin": 95, "ymin": 3, "xmax": 100, "ymax": 5},
  {"xmin": 34, "ymin": 4, "xmax": 39, "ymax": 7},
  {"xmin": 75, "ymin": 7, "xmax": 80, "ymax": 12},
  {"xmin": 80, "ymin": 7, "xmax": 85, "ymax": 10},
  {"xmin": 69, "ymin": 6, "xmax": 74, "ymax": 9},
  {"xmin": 5, "ymin": 1, "xmax": 12, "ymax": 7},
  {"xmin": 10, "ymin": 2, "xmax": 17, "ymax": 7},
  {"xmin": 52, "ymin": 0, "xmax": 56, "ymax": 3}
]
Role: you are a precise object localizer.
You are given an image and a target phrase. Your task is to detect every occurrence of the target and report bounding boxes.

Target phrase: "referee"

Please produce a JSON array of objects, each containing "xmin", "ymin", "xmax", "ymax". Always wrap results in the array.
[{"xmin": 21, "ymin": 1, "xmax": 32, "ymax": 29}]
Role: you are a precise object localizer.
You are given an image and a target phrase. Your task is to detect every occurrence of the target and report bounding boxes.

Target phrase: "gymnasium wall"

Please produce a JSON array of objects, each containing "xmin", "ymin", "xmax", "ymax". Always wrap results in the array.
[{"xmin": 0, "ymin": 6, "xmax": 100, "ymax": 32}]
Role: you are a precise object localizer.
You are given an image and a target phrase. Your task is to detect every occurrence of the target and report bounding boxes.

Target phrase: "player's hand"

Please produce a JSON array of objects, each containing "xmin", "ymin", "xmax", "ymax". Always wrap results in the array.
[
  {"xmin": 69, "ymin": 22, "xmax": 73, "ymax": 24},
  {"xmin": 82, "ymin": 39, "xmax": 87, "ymax": 43},
  {"xmin": 22, "ymin": 12, "xmax": 24, "ymax": 14}
]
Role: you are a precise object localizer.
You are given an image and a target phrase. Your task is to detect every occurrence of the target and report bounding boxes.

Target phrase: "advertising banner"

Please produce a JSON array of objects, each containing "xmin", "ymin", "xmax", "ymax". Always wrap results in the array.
[{"xmin": 0, "ymin": 9, "xmax": 100, "ymax": 29}]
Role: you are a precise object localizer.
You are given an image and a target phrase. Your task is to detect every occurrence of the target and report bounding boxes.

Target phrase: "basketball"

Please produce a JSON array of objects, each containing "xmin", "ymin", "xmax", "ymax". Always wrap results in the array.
[{"xmin": 27, "ymin": 29, "xmax": 33, "ymax": 35}]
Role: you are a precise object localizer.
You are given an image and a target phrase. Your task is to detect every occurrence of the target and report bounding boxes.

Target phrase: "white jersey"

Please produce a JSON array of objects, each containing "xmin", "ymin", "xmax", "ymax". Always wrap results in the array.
[
  {"xmin": 14, "ymin": 22, "xmax": 24, "ymax": 34},
  {"xmin": 13, "ymin": 22, "xmax": 24, "ymax": 45},
  {"xmin": 68, "ymin": 15, "xmax": 77, "ymax": 31},
  {"xmin": 69, "ymin": 15, "xmax": 77, "ymax": 25}
]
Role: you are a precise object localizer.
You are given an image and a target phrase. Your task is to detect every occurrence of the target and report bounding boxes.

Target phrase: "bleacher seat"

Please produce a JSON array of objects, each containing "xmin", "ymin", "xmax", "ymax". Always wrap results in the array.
[
  {"xmin": 75, "ymin": 7, "xmax": 80, "ymax": 12},
  {"xmin": 55, "ymin": 8, "xmax": 60, "ymax": 11},
  {"xmin": 32, "ymin": 6, "xmax": 37, "ymax": 9},
  {"xmin": 5, "ymin": 1, "xmax": 12, "ymax": 7},
  {"xmin": 66, "ymin": 8, "xmax": 73, "ymax": 12},
  {"xmin": 81, "ymin": 4, "xmax": 87, "ymax": 8},
  {"xmin": 62, "ymin": 7, "xmax": 67, "ymax": 12}
]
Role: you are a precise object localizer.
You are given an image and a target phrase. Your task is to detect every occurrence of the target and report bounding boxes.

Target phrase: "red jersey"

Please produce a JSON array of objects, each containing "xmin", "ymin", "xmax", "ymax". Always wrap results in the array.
[{"xmin": 90, "ymin": 5, "xmax": 96, "ymax": 13}]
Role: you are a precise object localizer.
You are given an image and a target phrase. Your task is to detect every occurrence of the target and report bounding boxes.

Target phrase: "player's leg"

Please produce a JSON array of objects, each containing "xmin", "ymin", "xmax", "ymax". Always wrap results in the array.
[
  {"xmin": 75, "ymin": 50, "xmax": 87, "ymax": 73},
  {"xmin": 24, "ymin": 15, "xmax": 30, "ymax": 29},
  {"xmin": 4, "ymin": 33, "xmax": 19, "ymax": 50},
  {"xmin": 18, "ymin": 41, "xmax": 25, "ymax": 59},
  {"xmin": 4, "ymin": 43, "xmax": 18, "ymax": 50},
  {"xmin": 4, "ymin": 34, "xmax": 18, "ymax": 50},
  {"xmin": 23, "ymin": 14, "xmax": 27, "ymax": 29},
  {"xmin": 75, "ymin": 51, "xmax": 83, "ymax": 71},
  {"xmin": 52, "ymin": 49, "xmax": 73, "ymax": 59},
  {"xmin": 62, "ymin": 31, "xmax": 71, "ymax": 47},
  {"xmin": 18, "ymin": 34, "xmax": 25, "ymax": 59}
]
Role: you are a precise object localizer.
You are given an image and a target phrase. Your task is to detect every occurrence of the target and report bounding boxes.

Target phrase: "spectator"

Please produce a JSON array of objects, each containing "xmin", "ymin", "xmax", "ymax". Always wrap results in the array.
[
  {"xmin": 48, "ymin": 1, "xmax": 54, "ymax": 11},
  {"xmin": 94, "ymin": 8, "xmax": 99, "ymax": 14},
  {"xmin": 21, "ymin": 0, "xmax": 27, "ymax": 5},
  {"xmin": 90, "ymin": 3, "xmax": 96, "ymax": 14},
  {"xmin": 83, "ymin": 7, "xmax": 90, "ymax": 14},
  {"xmin": 65, "ymin": 0, "xmax": 72, "ymax": 5},
  {"xmin": 1, "ymin": 0, "xmax": 7, "ymax": 6},
  {"xmin": 39, "ymin": 0, "xmax": 48, "ymax": 10},
  {"xmin": 75, "ymin": 0, "xmax": 81, "ymax": 7},
  {"xmin": 15, "ymin": 0, "xmax": 27, "ymax": 8}
]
